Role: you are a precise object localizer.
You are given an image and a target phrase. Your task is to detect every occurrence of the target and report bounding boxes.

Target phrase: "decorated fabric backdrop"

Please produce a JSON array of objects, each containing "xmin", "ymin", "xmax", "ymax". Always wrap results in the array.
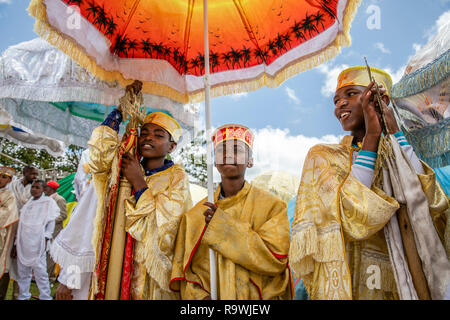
[
  {"xmin": 29, "ymin": 0, "xmax": 360, "ymax": 102},
  {"xmin": 392, "ymin": 20, "xmax": 449, "ymax": 168}
]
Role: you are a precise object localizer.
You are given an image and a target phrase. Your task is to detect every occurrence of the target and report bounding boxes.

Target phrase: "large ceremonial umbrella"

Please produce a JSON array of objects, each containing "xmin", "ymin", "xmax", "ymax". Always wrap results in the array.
[
  {"xmin": 391, "ymin": 20, "xmax": 449, "ymax": 196},
  {"xmin": 0, "ymin": 38, "xmax": 198, "ymax": 148},
  {"xmin": 28, "ymin": 0, "xmax": 360, "ymax": 103},
  {"xmin": 29, "ymin": 0, "xmax": 361, "ymax": 298},
  {"xmin": 391, "ymin": 20, "xmax": 449, "ymax": 168}
]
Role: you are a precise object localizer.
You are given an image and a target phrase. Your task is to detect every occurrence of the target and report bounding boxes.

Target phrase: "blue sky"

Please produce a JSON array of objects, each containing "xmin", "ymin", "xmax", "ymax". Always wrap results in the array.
[{"xmin": 0, "ymin": 0, "xmax": 449, "ymax": 180}]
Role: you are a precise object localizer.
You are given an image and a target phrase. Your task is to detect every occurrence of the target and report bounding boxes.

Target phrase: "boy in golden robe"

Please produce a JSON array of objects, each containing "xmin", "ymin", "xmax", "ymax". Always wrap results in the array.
[
  {"xmin": 0, "ymin": 166, "xmax": 18, "ymax": 299},
  {"xmin": 170, "ymin": 124, "xmax": 292, "ymax": 300},
  {"xmin": 57, "ymin": 82, "xmax": 192, "ymax": 300},
  {"xmin": 289, "ymin": 66, "xmax": 449, "ymax": 300}
]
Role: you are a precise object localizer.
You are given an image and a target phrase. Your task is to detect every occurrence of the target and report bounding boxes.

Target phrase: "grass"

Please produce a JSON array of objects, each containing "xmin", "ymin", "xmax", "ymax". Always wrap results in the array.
[{"xmin": 5, "ymin": 279, "xmax": 59, "ymax": 300}]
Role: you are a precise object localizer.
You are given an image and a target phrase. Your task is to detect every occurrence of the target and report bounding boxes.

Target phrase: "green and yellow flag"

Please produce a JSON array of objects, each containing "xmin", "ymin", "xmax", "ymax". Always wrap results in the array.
[{"xmin": 56, "ymin": 173, "xmax": 77, "ymax": 228}]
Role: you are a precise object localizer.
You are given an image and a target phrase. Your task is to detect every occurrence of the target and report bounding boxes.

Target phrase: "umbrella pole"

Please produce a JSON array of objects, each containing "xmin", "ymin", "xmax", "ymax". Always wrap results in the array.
[{"xmin": 203, "ymin": 0, "xmax": 218, "ymax": 300}]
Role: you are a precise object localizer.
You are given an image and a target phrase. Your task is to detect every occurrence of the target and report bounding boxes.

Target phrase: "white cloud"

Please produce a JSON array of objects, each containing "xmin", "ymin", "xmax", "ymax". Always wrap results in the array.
[
  {"xmin": 424, "ymin": 10, "xmax": 450, "ymax": 40},
  {"xmin": 435, "ymin": 10, "xmax": 450, "ymax": 33},
  {"xmin": 230, "ymin": 92, "xmax": 248, "ymax": 100},
  {"xmin": 0, "ymin": 0, "xmax": 11, "ymax": 4},
  {"xmin": 285, "ymin": 87, "xmax": 300, "ymax": 105},
  {"xmin": 374, "ymin": 42, "xmax": 391, "ymax": 54},
  {"xmin": 317, "ymin": 59, "xmax": 406, "ymax": 89},
  {"xmin": 384, "ymin": 65, "xmax": 406, "ymax": 85},
  {"xmin": 412, "ymin": 43, "xmax": 423, "ymax": 54},
  {"xmin": 316, "ymin": 63, "xmax": 349, "ymax": 97},
  {"xmin": 241, "ymin": 127, "xmax": 341, "ymax": 182}
]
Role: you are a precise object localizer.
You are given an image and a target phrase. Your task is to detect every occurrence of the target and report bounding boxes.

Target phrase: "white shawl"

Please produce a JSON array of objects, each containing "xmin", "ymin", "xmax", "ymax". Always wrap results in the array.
[
  {"xmin": 50, "ymin": 183, "xmax": 97, "ymax": 273},
  {"xmin": 17, "ymin": 196, "xmax": 59, "ymax": 266}
]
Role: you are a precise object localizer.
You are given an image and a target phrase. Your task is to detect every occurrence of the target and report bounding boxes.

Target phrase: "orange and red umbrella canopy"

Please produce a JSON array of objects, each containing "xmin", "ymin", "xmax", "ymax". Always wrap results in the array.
[{"xmin": 29, "ymin": 0, "xmax": 360, "ymax": 103}]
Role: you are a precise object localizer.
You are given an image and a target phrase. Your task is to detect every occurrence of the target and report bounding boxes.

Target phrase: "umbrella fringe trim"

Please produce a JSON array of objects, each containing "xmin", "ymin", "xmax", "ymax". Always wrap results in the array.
[
  {"xmin": 28, "ymin": 0, "xmax": 360, "ymax": 104},
  {"xmin": 49, "ymin": 237, "xmax": 96, "ymax": 274},
  {"xmin": 0, "ymin": 85, "xmax": 120, "ymax": 109},
  {"xmin": 391, "ymin": 49, "xmax": 450, "ymax": 98}
]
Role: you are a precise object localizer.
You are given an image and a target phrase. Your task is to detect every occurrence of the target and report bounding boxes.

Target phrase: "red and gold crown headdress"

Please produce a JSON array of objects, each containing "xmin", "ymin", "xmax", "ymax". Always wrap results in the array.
[{"xmin": 212, "ymin": 124, "xmax": 254, "ymax": 149}]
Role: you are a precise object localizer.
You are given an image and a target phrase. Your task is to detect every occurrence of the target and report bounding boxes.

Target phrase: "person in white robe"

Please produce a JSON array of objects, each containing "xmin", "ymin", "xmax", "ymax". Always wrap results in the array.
[
  {"xmin": 7, "ymin": 165, "xmax": 38, "ymax": 299},
  {"xmin": 8, "ymin": 166, "xmax": 38, "ymax": 211},
  {"xmin": 15, "ymin": 180, "xmax": 59, "ymax": 300},
  {"xmin": 0, "ymin": 166, "xmax": 18, "ymax": 300}
]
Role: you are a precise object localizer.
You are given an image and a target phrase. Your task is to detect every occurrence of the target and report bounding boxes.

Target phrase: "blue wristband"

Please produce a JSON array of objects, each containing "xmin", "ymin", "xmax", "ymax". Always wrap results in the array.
[
  {"xmin": 101, "ymin": 108, "xmax": 123, "ymax": 133},
  {"xmin": 393, "ymin": 131, "xmax": 409, "ymax": 146},
  {"xmin": 354, "ymin": 150, "xmax": 377, "ymax": 170}
]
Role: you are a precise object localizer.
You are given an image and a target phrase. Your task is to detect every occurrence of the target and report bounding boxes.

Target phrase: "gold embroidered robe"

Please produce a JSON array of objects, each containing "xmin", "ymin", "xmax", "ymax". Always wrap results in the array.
[
  {"xmin": 0, "ymin": 187, "xmax": 18, "ymax": 279},
  {"xmin": 170, "ymin": 182, "xmax": 292, "ymax": 300},
  {"xmin": 289, "ymin": 136, "xmax": 448, "ymax": 300},
  {"xmin": 88, "ymin": 125, "xmax": 192, "ymax": 299}
]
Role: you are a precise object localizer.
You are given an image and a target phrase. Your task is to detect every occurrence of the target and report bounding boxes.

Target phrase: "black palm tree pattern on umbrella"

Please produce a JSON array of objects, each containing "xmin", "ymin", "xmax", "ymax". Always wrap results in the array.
[
  {"xmin": 222, "ymin": 51, "xmax": 232, "ymax": 70},
  {"xmin": 172, "ymin": 47, "xmax": 181, "ymax": 64},
  {"xmin": 190, "ymin": 56, "xmax": 201, "ymax": 74},
  {"xmin": 151, "ymin": 42, "xmax": 164, "ymax": 59},
  {"xmin": 127, "ymin": 39, "xmax": 138, "ymax": 58},
  {"xmin": 114, "ymin": 34, "xmax": 129, "ymax": 57},
  {"xmin": 85, "ymin": 0, "xmax": 98, "ymax": 20},
  {"xmin": 291, "ymin": 21, "xmax": 307, "ymax": 42},
  {"xmin": 210, "ymin": 51, "xmax": 220, "ymax": 72},
  {"xmin": 62, "ymin": 0, "xmax": 337, "ymax": 75},
  {"xmin": 241, "ymin": 47, "xmax": 251, "ymax": 67},
  {"xmin": 268, "ymin": 40, "xmax": 278, "ymax": 56},
  {"xmin": 141, "ymin": 39, "xmax": 152, "ymax": 58},
  {"xmin": 282, "ymin": 33, "xmax": 292, "ymax": 49},
  {"xmin": 93, "ymin": 4, "xmax": 108, "ymax": 31},
  {"xmin": 312, "ymin": 11, "xmax": 326, "ymax": 30},
  {"xmin": 229, "ymin": 48, "xmax": 242, "ymax": 69},
  {"xmin": 254, "ymin": 47, "xmax": 269, "ymax": 64},
  {"xmin": 301, "ymin": 13, "xmax": 319, "ymax": 37},
  {"xmin": 105, "ymin": 17, "xmax": 118, "ymax": 37}
]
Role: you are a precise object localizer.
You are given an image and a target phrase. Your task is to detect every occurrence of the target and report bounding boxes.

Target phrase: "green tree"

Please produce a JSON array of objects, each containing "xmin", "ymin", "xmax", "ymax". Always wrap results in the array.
[
  {"xmin": 172, "ymin": 130, "xmax": 207, "ymax": 187},
  {"xmin": 0, "ymin": 138, "xmax": 83, "ymax": 178}
]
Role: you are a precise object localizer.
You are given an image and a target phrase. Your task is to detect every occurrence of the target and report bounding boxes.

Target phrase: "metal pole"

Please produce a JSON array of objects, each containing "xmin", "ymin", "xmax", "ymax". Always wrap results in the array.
[{"xmin": 203, "ymin": 0, "xmax": 218, "ymax": 300}]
